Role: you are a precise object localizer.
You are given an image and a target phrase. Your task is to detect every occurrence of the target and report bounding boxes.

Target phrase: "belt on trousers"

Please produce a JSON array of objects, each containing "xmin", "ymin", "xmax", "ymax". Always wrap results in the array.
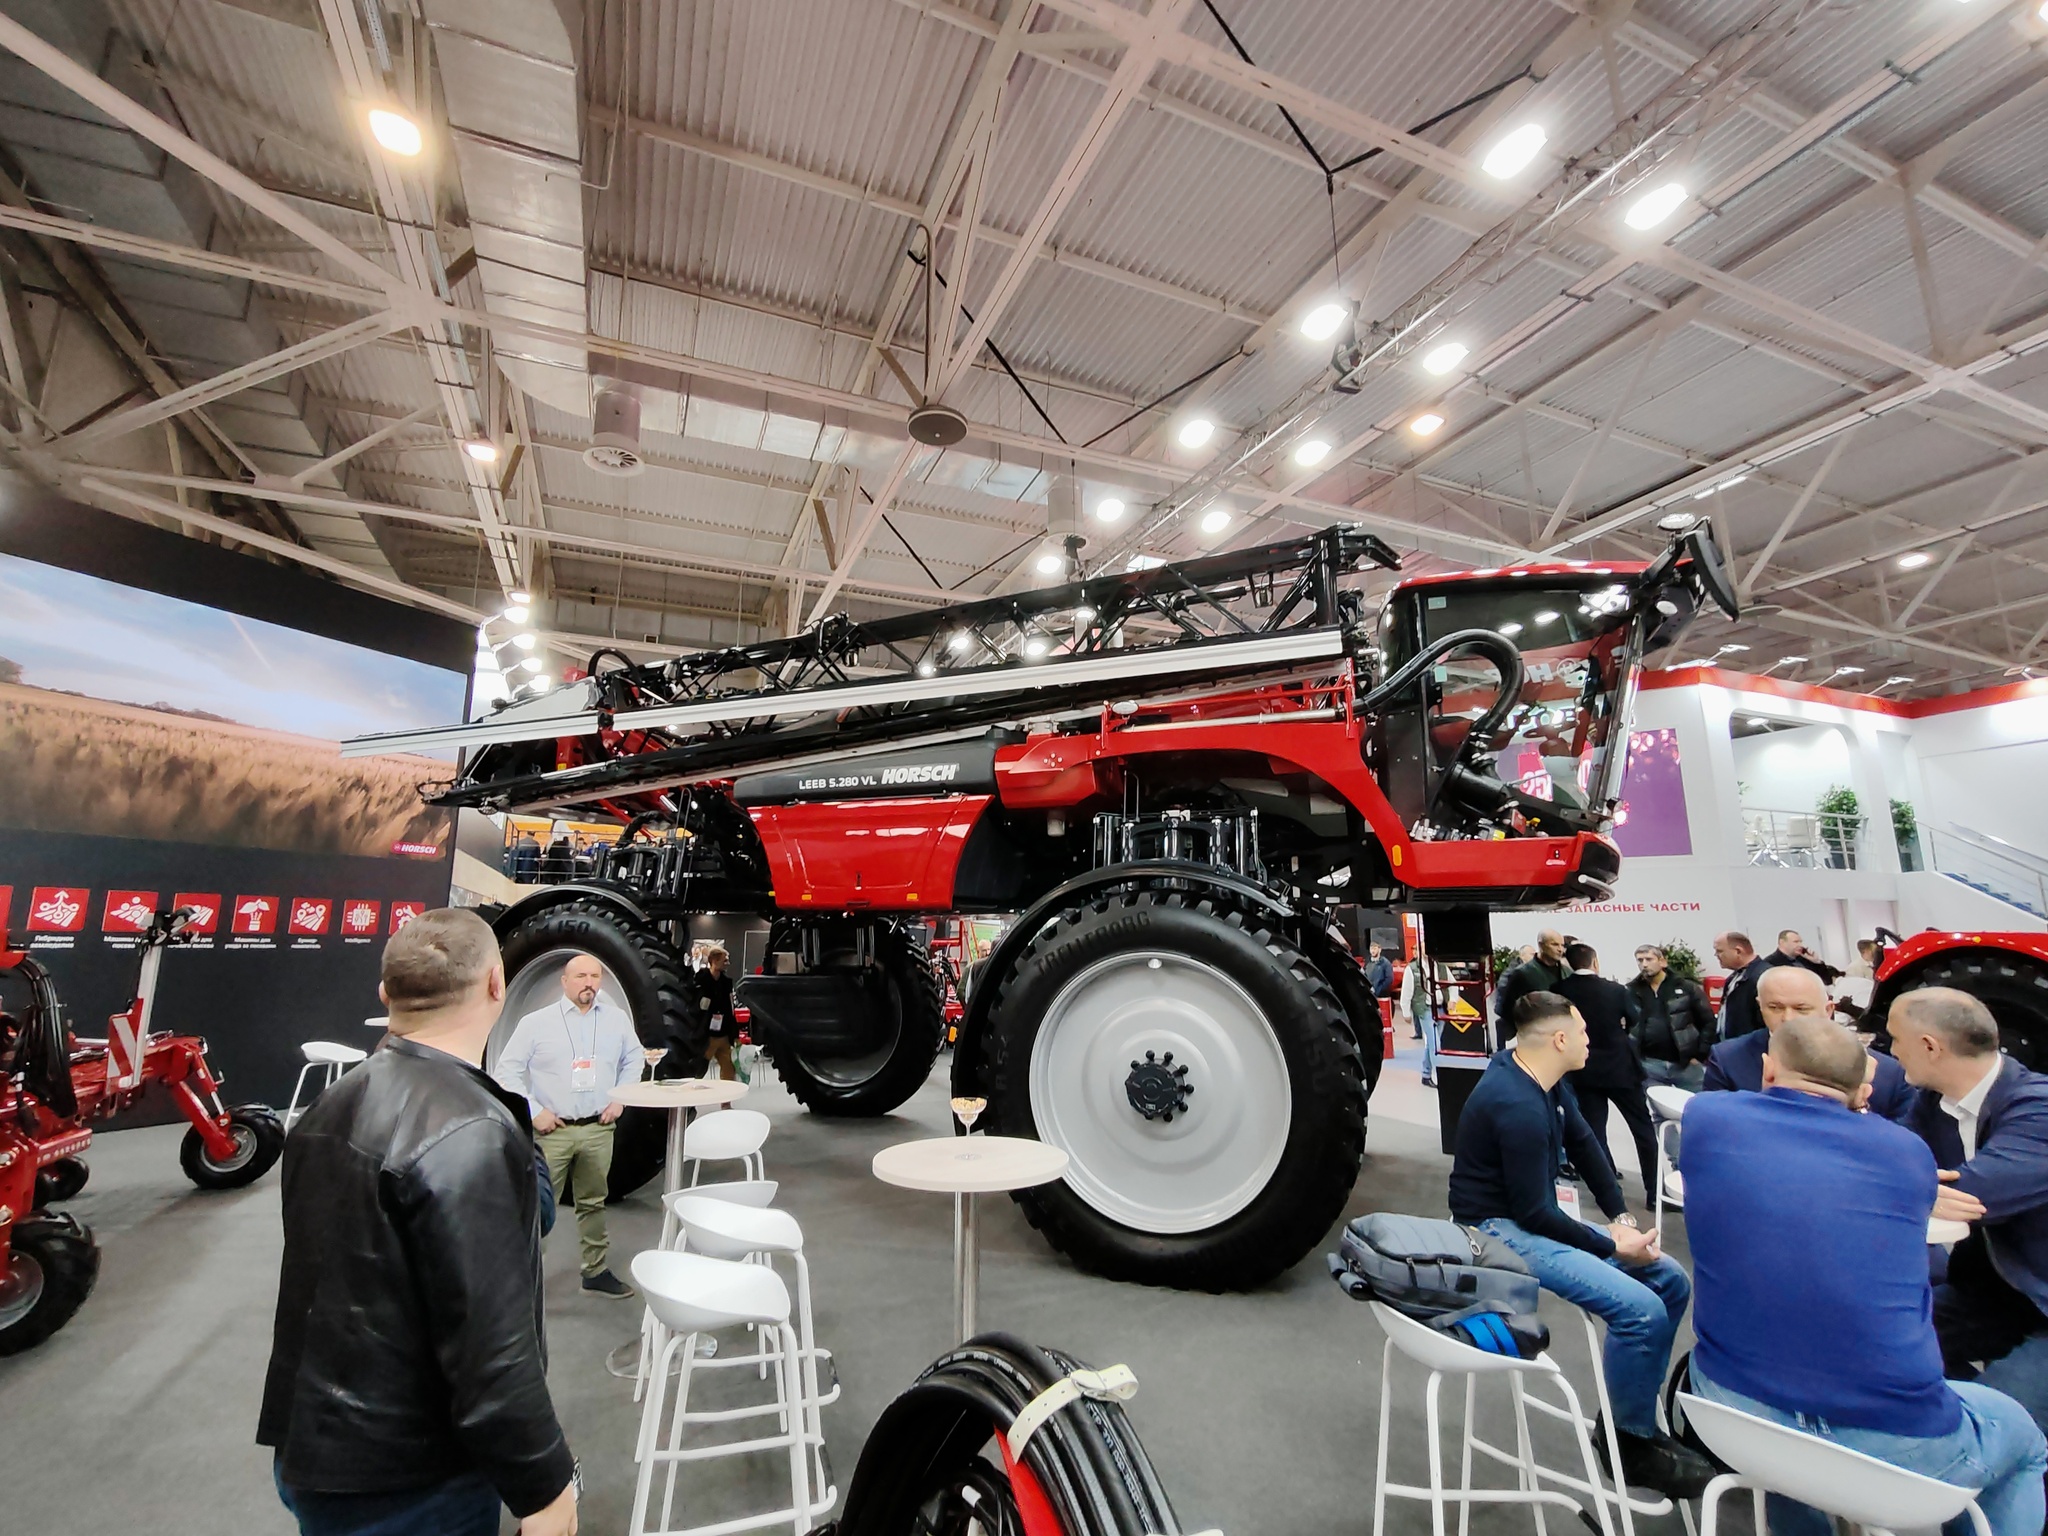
[{"xmin": 557, "ymin": 1114, "xmax": 606, "ymax": 1127}]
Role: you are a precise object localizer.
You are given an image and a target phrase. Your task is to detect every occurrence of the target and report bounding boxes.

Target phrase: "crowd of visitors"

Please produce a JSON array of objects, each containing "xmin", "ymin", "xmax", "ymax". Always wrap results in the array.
[{"xmin": 1439, "ymin": 926, "xmax": 2048, "ymax": 1530}]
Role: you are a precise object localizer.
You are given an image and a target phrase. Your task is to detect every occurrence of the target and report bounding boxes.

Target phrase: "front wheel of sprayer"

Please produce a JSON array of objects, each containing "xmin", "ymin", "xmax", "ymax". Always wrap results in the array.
[
  {"xmin": 0, "ymin": 1213, "xmax": 101, "ymax": 1355},
  {"xmin": 180, "ymin": 1104, "xmax": 286, "ymax": 1190}
]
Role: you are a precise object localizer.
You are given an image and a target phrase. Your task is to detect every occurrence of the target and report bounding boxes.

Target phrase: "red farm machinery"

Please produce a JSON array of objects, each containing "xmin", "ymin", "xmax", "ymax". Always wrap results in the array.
[
  {"xmin": 0, "ymin": 907, "xmax": 284, "ymax": 1351},
  {"xmin": 347, "ymin": 522, "xmax": 1739, "ymax": 1290}
]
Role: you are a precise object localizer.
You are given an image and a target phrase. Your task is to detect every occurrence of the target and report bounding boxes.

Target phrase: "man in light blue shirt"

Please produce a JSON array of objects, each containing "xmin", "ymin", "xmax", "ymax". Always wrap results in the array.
[{"xmin": 496, "ymin": 953, "xmax": 645, "ymax": 1297}]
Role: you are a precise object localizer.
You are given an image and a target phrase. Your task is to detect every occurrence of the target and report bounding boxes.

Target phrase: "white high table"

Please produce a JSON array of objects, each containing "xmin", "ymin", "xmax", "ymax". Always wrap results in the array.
[
  {"xmin": 609, "ymin": 1077, "xmax": 750, "ymax": 1210},
  {"xmin": 872, "ymin": 1135, "xmax": 1068, "ymax": 1343}
]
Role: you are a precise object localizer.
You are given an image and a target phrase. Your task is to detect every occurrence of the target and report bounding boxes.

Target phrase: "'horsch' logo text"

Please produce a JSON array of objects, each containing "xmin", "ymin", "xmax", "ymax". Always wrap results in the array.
[{"xmin": 879, "ymin": 762, "xmax": 961, "ymax": 786}]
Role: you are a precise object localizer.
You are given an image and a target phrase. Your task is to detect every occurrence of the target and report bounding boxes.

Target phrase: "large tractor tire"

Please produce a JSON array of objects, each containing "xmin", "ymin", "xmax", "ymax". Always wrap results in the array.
[
  {"xmin": 1303, "ymin": 936, "xmax": 1386, "ymax": 1098},
  {"xmin": 495, "ymin": 899, "xmax": 699, "ymax": 1200},
  {"xmin": 1869, "ymin": 945, "xmax": 2048, "ymax": 1071},
  {"xmin": 0, "ymin": 1212, "xmax": 99, "ymax": 1355},
  {"xmin": 758, "ymin": 925, "xmax": 945, "ymax": 1117},
  {"xmin": 984, "ymin": 890, "xmax": 1367, "ymax": 1290}
]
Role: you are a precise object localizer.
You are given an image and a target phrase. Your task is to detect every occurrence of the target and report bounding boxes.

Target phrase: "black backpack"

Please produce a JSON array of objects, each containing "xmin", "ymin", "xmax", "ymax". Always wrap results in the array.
[{"xmin": 1328, "ymin": 1213, "xmax": 1551, "ymax": 1359}]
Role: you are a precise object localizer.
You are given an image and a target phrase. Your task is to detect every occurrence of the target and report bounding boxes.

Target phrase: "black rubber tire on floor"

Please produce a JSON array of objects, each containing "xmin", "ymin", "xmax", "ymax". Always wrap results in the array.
[
  {"xmin": 984, "ymin": 890, "xmax": 1367, "ymax": 1291},
  {"xmin": 1869, "ymin": 947, "xmax": 2048, "ymax": 1071},
  {"xmin": 0, "ymin": 1212, "xmax": 100, "ymax": 1355},
  {"xmin": 180, "ymin": 1104, "xmax": 286, "ymax": 1190},
  {"xmin": 1302, "ymin": 936, "xmax": 1386, "ymax": 1098},
  {"xmin": 773, "ymin": 925, "xmax": 945, "ymax": 1117},
  {"xmin": 34, "ymin": 1156, "xmax": 89, "ymax": 1205},
  {"xmin": 496, "ymin": 898, "xmax": 701, "ymax": 1200}
]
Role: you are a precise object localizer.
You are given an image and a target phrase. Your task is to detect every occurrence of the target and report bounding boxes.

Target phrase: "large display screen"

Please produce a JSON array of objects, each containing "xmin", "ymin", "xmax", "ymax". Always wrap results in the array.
[{"xmin": 0, "ymin": 490, "xmax": 474, "ymax": 1108}]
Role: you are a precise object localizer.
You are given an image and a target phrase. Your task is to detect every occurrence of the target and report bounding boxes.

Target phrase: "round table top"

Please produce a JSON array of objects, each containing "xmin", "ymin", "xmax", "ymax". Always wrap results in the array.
[
  {"xmin": 609, "ymin": 1078, "xmax": 750, "ymax": 1110},
  {"xmin": 1928, "ymin": 1216, "xmax": 1972, "ymax": 1246},
  {"xmin": 872, "ymin": 1135, "xmax": 1069, "ymax": 1194}
]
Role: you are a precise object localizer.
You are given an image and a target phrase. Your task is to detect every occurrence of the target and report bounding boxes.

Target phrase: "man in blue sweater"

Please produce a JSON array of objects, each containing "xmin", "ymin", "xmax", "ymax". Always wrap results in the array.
[
  {"xmin": 1683, "ymin": 1013, "xmax": 2046, "ymax": 1536},
  {"xmin": 1895, "ymin": 987, "xmax": 2048, "ymax": 1439},
  {"xmin": 1450, "ymin": 991, "xmax": 1709, "ymax": 1498},
  {"xmin": 1702, "ymin": 964, "xmax": 1917, "ymax": 1120}
]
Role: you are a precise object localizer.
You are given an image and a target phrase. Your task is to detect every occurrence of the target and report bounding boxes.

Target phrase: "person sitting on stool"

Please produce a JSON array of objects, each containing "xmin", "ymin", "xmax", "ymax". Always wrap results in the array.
[
  {"xmin": 1703, "ymin": 964, "xmax": 1916, "ymax": 1120},
  {"xmin": 1682, "ymin": 1012, "xmax": 2047, "ymax": 1536},
  {"xmin": 697, "ymin": 945, "xmax": 736, "ymax": 1081},
  {"xmin": 1557, "ymin": 942, "xmax": 1659, "ymax": 1208},
  {"xmin": 1449, "ymin": 990, "xmax": 1710, "ymax": 1498},
  {"xmin": 1895, "ymin": 987, "xmax": 2048, "ymax": 1441},
  {"xmin": 496, "ymin": 952, "xmax": 645, "ymax": 1298}
]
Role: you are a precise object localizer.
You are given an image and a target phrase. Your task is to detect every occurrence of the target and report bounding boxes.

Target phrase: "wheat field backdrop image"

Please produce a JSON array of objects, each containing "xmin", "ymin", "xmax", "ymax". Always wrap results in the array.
[{"xmin": 0, "ymin": 549, "xmax": 468, "ymax": 858}]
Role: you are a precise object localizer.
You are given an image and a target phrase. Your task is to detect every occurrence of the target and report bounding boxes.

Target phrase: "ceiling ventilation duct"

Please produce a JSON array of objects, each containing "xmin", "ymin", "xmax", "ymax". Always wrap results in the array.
[
  {"xmin": 584, "ymin": 385, "xmax": 646, "ymax": 476},
  {"xmin": 422, "ymin": 0, "xmax": 589, "ymax": 419}
]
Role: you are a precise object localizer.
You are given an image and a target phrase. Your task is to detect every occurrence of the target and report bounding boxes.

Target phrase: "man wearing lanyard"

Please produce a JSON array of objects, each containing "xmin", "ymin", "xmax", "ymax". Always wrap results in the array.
[
  {"xmin": 698, "ymin": 946, "xmax": 737, "ymax": 1082},
  {"xmin": 497, "ymin": 953, "xmax": 646, "ymax": 1298}
]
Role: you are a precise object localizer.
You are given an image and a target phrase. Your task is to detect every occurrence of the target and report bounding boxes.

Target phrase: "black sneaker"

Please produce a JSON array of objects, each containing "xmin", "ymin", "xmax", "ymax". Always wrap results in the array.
[
  {"xmin": 582, "ymin": 1269, "xmax": 634, "ymax": 1299},
  {"xmin": 1594, "ymin": 1417, "xmax": 1714, "ymax": 1500}
]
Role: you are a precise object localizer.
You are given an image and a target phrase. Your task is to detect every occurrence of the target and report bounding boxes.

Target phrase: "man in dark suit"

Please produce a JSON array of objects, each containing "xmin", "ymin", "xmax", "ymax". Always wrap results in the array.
[
  {"xmin": 1494, "ymin": 929, "xmax": 1569, "ymax": 1050},
  {"xmin": 1712, "ymin": 931, "xmax": 1769, "ymax": 1040},
  {"xmin": 1558, "ymin": 943, "xmax": 1658, "ymax": 1205},
  {"xmin": 1704, "ymin": 965, "xmax": 1917, "ymax": 1120},
  {"xmin": 1897, "ymin": 987, "xmax": 2048, "ymax": 1436}
]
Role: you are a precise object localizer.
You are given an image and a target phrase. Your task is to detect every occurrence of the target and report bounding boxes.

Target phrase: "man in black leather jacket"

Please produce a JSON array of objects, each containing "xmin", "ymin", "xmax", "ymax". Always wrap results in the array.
[{"xmin": 259, "ymin": 908, "xmax": 578, "ymax": 1536}]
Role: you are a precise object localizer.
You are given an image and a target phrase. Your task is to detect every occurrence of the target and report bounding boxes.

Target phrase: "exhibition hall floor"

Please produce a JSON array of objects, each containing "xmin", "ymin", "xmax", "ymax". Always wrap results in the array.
[{"xmin": 0, "ymin": 1050, "xmax": 1701, "ymax": 1535}]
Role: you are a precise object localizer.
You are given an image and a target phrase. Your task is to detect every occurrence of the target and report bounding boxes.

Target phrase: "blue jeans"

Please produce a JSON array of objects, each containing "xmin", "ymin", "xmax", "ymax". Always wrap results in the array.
[
  {"xmin": 1420, "ymin": 1012, "xmax": 1440, "ymax": 1083},
  {"xmin": 1642, "ymin": 1058, "xmax": 1704, "ymax": 1093},
  {"xmin": 1478, "ymin": 1217, "xmax": 1691, "ymax": 1438},
  {"xmin": 274, "ymin": 1460, "xmax": 501, "ymax": 1536},
  {"xmin": 1692, "ymin": 1365, "xmax": 2048, "ymax": 1536}
]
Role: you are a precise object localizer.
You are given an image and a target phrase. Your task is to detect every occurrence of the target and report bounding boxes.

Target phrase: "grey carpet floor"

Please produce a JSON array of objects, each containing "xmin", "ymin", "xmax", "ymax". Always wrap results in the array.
[{"xmin": 0, "ymin": 1047, "xmax": 1718, "ymax": 1535}]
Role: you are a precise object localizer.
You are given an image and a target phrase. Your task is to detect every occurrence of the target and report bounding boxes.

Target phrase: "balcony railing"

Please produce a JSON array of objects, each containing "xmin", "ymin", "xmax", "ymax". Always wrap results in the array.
[
  {"xmin": 1926, "ymin": 825, "xmax": 2048, "ymax": 919},
  {"xmin": 1741, "ymin": 807, "xmax": 1866, "ymax": 870}
]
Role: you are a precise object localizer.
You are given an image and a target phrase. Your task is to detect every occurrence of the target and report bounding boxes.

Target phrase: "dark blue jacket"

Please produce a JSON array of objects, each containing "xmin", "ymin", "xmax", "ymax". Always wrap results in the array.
[
  {"xmin": 1701, "ymin": 1027, "xmax": 1917, "ymax": 1122},
  {"xmin": 1682, "ymin": 1087, "xmax": 1958, "ymax": 1437},
  {"xmin": 1365, "ymin": 955, "xmax": 1393, "ymax": 997},
  {"xmin": 1908, "ymin": 1056, "xmax": 2048, "ymax": 1318},
  {"xmin": 1449, "ymin": 1049, "xmax": 1628, "ymax": 1258},
  {"xmin": 1718, "ymin": 956, "xmax": 1769, "ymax": 1039}
]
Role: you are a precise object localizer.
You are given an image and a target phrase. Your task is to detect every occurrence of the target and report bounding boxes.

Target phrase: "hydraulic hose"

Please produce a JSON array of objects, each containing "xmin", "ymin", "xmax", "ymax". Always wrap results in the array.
[
  {"xmin": 825, "ymin": 1333, "xmax": 1184, "ymax": 1536},
  {"xmin": 1356, "ymin": 626, "xmax": 1527, "ymax": 749}
]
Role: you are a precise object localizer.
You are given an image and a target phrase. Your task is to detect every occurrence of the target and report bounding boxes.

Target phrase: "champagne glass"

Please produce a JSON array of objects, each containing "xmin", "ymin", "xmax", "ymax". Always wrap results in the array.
[{"xmin": 951, "ymin": 1095, "xmax": 986, "ymax": 1134}]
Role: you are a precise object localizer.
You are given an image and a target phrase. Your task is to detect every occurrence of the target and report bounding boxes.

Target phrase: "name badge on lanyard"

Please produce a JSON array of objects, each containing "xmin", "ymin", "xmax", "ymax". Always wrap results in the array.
[
  {"xmin": 1555, "ymin": 1181, "xmax": 1582, "ymax": 1222},
  {"xmin": 571, "ymin": 1057, "xmax": 598, "ymax": 1091}
]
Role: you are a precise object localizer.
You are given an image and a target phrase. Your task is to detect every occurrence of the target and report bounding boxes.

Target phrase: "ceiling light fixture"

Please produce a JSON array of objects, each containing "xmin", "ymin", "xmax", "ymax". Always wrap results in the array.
[
  {"xmin": 1094, "ymin": 497, "xmax": 1126, "ymax": 524},
  {"xmin": 1293, "ymin": 438, "xmax": 1332, "ymax": 468},
  {"xmin": 916, "ymin": 659, "xmax": 937, "ymax": 678},
  {"xmin": 512, "ymin": 632, "xmax": 537, "ymax": 651},
  {"xmin": 501, "ymin": 604, "xmax": 530, "ymax": 624},
  {"xmin": 947, "ymin": 630, "xmax": 974, "ymax": 655},
  {"xmin": 1035, "ymin": 552, "xmax": 1064, "ymax": 576},
  {"xmin": 1625, "ymin": 180, "xmax": 1689, "ymax": 230},
  {"xmin": 1176, "ymin": 417, "xmax": 1215, "ymax": 449},
  {"xmin": 509, "ymin": 589, "xmax": 531, "ymax": 604},
  {"xmin": 525, "ymin": 676, "xmax": 553, "ymax": 694},
  {"xmin": 1408, "ymin": 411, "xmax": 1445, "ymax": 437},
  {"xmin": 518, "ymin": 656, "xmax": 544, "ymax": 673},
  {"xmin": 1201, "ymin": 508, "xmax": 1232, "ymax": 535},
  {"xmin": 462, "ymin": 437, "xmax": 500, "ymax": 464},
  {"xmin": 1421, "ymin": 341, "xmax": 1469, "ymax": 376},
  {"xmin": 1481, "ymin": 122, "xmax": 1547, "ymax": 179},
  {"xmin": 1299, "ymin": 302, "xmax": 1348, "ymax": 341},
  {"xmin": 367, "ymin": 107, "xmax": 424, "ymax": 158},
  {"xmin": 1897, "ymin": 550, "xmax": 1934, "ymax": 570},
  {"xmin": 1022, "ymin": 637, "xmax": 1050, "ymax": 659}
]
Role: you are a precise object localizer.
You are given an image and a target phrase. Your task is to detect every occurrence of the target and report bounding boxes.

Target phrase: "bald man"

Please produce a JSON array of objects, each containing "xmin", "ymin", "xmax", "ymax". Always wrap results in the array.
[
  {"xmin": 1684, "ymin": 1014, "xmax": 2047, "ymax": 1536},
  {"xmin": 1702, "ymin": 965, "xmax": 1916, "ymax": 1121},
  {"xmin": 1898, "ymin": 988, "xmax": 2048, "ymax": 1440},
  {"xmin": 1493, "ymin": 929, "xmax": 1569, "ymax": 1051}
]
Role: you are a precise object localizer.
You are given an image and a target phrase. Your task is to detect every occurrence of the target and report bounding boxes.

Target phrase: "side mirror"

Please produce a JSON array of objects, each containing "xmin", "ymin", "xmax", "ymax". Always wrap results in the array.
[{"xmin": 1636, "ymin": 523, "xmax": 1740, "ymax": 620}]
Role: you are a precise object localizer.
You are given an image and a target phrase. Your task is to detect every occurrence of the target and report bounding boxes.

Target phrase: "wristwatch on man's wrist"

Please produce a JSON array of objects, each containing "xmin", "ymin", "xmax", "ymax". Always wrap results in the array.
[{"xmin": 1613, "ymin": 1213, "xmax": 1641, "ymax": 1230}]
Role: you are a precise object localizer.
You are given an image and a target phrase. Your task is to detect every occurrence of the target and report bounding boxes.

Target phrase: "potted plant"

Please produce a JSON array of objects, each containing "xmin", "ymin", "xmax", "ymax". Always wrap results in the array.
[
  {"xmin": 1658, "ymin": 939, "xmax": 1704, "ymax": 979},
  {"xmin": 1892, "ymin": 798, "xmax": 1921, "ymax": 871},
  {"xmin": 1817, "ymin": 785, "xmax": 1864, "ymax": 869}
]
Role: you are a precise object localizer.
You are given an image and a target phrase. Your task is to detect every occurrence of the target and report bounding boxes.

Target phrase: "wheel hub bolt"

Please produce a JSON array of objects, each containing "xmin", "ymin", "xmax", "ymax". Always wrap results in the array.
[{"xmin": 1123, "ymin": 1049, "xmax": 1194, "ymax": 1123}]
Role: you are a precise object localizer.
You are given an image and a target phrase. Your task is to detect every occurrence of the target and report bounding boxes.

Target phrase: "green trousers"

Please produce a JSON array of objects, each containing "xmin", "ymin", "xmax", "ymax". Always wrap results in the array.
[{"xmin": 539, "ymin": 1119, "xmax": 614, "ymax": 1276}]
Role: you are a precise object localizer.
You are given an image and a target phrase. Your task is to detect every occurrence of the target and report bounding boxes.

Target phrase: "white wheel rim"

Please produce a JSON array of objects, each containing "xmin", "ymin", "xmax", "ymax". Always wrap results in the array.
[{"xmin": 1028, "ymin": 949, "xmax": 1292, "ymax": 1234}]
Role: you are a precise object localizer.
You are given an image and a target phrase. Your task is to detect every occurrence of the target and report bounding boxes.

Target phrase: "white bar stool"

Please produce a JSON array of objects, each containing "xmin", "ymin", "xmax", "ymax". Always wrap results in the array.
[
  {"xmin": 685, "ymin": 1109, "xmax": 771, "ymax": 1187},
  {"xmin": 1646, "ymin": 1085, "xmax": 1693, "ymax": 1229},
  {"xmin": 669, "ymin": 1194, "xmax": 838, "ymax": 1492},
  {"xmin": 1677, "ymin": 1392, "xmax": 1991, "ymax": 1536},
  {"xmin": 629, "ymin": 1250, "xmax": 827, "ymax": 1536},
  {"xmin": 284, "ymin": 1041, "xmax": 367, "ymax": 1126},
  {"xmin": 1370, "ymin": 1301, "xmax": 1649, "ymax": 1536}
]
